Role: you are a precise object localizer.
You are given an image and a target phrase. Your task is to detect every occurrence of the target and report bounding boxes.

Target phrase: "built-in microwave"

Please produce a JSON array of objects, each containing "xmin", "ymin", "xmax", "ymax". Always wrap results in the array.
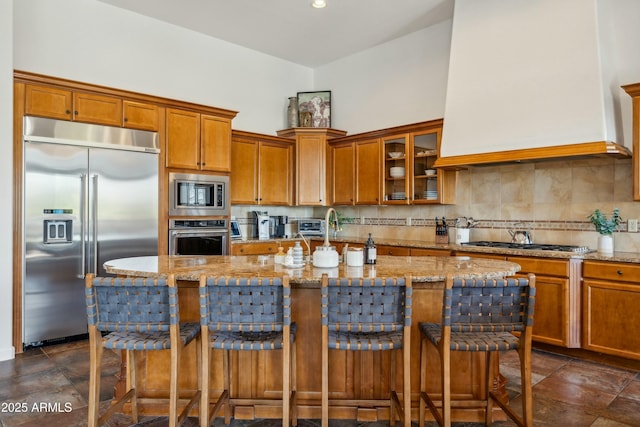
[{"xmin": 169, "ymin": 173, "xmax": 229, "ymax": 217}]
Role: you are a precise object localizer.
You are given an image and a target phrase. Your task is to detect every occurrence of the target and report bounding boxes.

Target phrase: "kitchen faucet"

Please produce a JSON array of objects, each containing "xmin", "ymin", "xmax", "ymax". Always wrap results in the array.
[
  {"xmin": 323, "ymin": 207, "xmax": 339, "ymax": 247},
  {"xmin": 312, "ymin": 208, "xmax": 340, "ymax": 268}
]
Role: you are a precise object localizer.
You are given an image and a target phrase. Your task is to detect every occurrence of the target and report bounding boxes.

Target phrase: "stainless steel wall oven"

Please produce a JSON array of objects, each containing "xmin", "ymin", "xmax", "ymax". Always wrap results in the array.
[{"xmin": 169, "ymin": 219, "xmax": 229, "ymax": 255}]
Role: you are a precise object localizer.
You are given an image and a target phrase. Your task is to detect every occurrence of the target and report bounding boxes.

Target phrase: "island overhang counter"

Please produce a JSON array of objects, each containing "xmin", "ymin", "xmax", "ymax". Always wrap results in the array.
[{"xmin": 103, "ymin": 255, "xmax": 521, "ymax": 422}]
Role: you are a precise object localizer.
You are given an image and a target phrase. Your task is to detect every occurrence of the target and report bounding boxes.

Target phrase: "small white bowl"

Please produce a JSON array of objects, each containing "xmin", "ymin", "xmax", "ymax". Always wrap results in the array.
[
  {"xmin": 390, "ymin": 166, "xmax": 405, "ymax": 178},
  {"xmin": 388, "ymin": 151, "xmax": 403, "ymax": 158},
  {"xmin": 425, "ymin": 169, "xmax": 437, "ymax": 176}
]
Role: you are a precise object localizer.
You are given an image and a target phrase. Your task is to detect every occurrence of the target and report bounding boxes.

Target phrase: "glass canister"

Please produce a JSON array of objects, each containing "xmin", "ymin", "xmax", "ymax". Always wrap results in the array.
[{"xmin": 346, "ymin": 247, "xmax": 364, "ymax": 267}]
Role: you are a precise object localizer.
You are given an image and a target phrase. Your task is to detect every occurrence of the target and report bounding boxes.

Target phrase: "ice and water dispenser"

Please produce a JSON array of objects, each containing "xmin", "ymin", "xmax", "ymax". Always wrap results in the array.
[{"xmin": 42, "ymin": 209, "xmax": 73, "ymax": 244}]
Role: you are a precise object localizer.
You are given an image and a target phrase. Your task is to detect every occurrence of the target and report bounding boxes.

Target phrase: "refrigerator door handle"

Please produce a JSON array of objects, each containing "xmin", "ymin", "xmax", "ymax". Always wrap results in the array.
[
  {"xmin": 91, "ymin": 174, "xmax": 99, "ymax": 275},
  {"xmin": 79, "ymin": 173, "xmax": 87, "ymax": 279}
]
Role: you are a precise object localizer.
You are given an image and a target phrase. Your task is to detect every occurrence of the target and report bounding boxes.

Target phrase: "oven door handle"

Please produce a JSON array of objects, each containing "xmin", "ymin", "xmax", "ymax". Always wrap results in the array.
[{"xmin": 170, "ymin": 229, "xmax": 229, "ymax": 237}]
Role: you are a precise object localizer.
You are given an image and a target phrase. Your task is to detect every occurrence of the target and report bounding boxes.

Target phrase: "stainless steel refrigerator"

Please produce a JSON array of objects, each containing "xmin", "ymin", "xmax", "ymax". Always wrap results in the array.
[{"xmin": 23, "ymin": 117, "xmax": 159, "ymax": 346}]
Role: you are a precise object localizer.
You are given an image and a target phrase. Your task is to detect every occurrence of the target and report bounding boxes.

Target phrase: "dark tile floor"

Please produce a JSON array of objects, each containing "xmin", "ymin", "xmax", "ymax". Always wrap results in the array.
[{"xmin": 0, "ymin": 340, "xmax": 638, "ymax": 426}]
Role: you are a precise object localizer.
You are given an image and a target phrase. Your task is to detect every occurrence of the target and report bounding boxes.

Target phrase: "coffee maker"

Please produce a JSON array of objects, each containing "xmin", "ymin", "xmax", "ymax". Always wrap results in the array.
[
  {"xmin": 251, "ymin": 210, "xmax": 270, "ymax": 240},
  {"xmin": 271, "ymin": 215, "xmax": 289, "ymax": 238}
]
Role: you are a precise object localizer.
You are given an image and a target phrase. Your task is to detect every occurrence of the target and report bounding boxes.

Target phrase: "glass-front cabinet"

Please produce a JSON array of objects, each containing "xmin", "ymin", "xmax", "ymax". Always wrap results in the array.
[
  {"xmin": 382, "ymin": 123, "xmax": 454, "ymax": 205},
  {"xmin": 383, "ymin": 135, "xmax": 409, "ymax": 204}
]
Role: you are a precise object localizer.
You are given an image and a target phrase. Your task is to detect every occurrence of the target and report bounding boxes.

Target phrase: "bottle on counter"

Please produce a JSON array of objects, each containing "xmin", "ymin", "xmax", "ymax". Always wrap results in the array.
[
  {"xmin": 284, "ymin": 248, "xmax": 294, "ymax": 266},
  {"xmin": 274, "ymin": 246, "xmax": 286, "ymax": 264},
  {"xmin": 364, "ymin": 233, "xmax": 377, "ymax": 264},
  {"xmin": 293, "ymin": 241, "xmax": 304, "ymax": 265}
]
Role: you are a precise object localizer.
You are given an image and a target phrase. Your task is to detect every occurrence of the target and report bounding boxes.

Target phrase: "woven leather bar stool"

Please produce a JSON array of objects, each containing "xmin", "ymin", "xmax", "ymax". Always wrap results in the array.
[
  {"xmin": 321, "ymin": 275, "xmax": 412, "ymax": 427},
  {"xmin": 85, "ymin": 273, "xmax": 201, "ymax": 427},
  {"xmin": 418, "ymin": 273, "xmax": 536, "ymax": 427},
  {"xmin": 199, "ymin": 275, "xmax": 297, "ymax": 427}
]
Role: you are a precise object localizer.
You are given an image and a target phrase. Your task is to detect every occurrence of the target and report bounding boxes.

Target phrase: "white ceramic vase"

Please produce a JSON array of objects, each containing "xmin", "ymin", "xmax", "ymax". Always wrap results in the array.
[{"xmin": 597, "ymin": 234, "xmax": 614, "ymax": 255}]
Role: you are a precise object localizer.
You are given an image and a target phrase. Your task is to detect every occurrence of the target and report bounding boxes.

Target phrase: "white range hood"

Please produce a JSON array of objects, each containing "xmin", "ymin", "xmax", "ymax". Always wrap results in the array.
[{"xmin": 436, "ymin": 0, "xmax": 631, "ymax": 167}]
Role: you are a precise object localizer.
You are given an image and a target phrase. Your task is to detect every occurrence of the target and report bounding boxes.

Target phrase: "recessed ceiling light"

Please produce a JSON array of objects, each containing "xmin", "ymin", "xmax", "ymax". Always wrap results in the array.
[{"xmin": 311, "ymin": 0, "xmax": 327, "ymax": 9}]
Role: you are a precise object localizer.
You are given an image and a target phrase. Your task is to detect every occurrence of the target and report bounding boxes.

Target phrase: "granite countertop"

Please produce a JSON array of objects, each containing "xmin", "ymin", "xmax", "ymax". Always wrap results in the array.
[
  {"xmin": 233, "ymin": 237, "xmax": 640, "ymax": 264},
  {"xmin": 103, "ymin": 254, "xmax": 521, "ymax": 284}
]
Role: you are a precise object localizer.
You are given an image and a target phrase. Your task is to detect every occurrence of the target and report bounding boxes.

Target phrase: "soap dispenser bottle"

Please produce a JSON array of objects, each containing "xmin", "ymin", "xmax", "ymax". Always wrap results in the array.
[{"xmin": 364, "ymin": 233, "xmax": 377, "ymax": 264}]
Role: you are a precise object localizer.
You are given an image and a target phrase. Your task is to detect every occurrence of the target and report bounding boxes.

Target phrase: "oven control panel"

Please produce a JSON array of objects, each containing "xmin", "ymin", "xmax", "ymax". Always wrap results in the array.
[{"xmin": 170, "ymin": 219, "xmax": 227, "ymax": 229}]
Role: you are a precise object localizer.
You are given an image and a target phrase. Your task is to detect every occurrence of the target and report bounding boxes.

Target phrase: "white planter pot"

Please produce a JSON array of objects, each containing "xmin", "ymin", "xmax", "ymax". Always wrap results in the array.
[{"xmin": 597, "ymin": 234, "xmax": 614, "ymax": 255}]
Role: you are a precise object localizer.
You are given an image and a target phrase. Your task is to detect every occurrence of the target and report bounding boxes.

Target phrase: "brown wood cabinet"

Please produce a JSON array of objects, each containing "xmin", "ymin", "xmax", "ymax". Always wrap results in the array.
[
  {"xmin": 330, "ymin": 137, "xmax": 381, "ymax": 205},
  {"xmin": 231, "ymin": 240, "xmax": 299, "ymax": 256},
  {"xmin": 508, "ymin": 256, "xmax": 581, "ymax": 348},
  {"xmin": 582, "ymin": 260, "xmax": 640, "ymax": 360},
  {"xmin": 329, "ymin": 120, "xmax": 453, "ymax": 206},
  {"xmin": 25, "ymin": 84, "xmax": 73, "ymax": 120},
  {"xmin": 123, "ymin": 100, "xmax": 159, "ymax": 131},
  {"xmin": 382, "ymin": 122, "xmax": 455, "ymax": 205},
  {"xmin": 330, "ymin": 141, "xmax": 355, "ymax": 205},
  {"xmin": 166, "ymin": 108, "xmax": 231, "ymax": 172},
  {"xmin": 411, "ymin": 248, "xmax": 452, "ymax": 256},
  {"xmin": 231, "ymin": 130, "xmax": 294, "ymax": 206},
  {"xmin": 277, "ymin": 128, "xmax": 347, "ymax": 206},
  {"xmin": 377, "ymin": 245, "xmax": 411, "ymax": 256},
  {"xmin": 24, "ymin": 83, "xmax": 158, "ymax": 130}
]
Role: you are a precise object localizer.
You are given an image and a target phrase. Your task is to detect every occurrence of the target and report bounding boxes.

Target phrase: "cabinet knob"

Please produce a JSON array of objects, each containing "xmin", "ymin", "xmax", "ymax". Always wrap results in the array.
[
  {"xmin": 617, "ymin": 270, "xmax": 623, "ymax": 275},
  {"xmin": 74, "ymin": 110, "xmax": 78, "ymax": 115},
  {"xmin": 65, "ymin": 110, "xmax": 71, "ymax": 115},
  {"xmin": 124, "ymin": 117, "xmax": 128, "ymax": 122}
]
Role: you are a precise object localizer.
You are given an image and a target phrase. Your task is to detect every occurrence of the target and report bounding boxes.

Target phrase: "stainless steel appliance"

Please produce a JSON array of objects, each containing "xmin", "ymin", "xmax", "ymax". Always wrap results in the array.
[
  {"xmin": 271, "ymin": 215, "xmax": 289, "ymax": 238},
  {"xmin": 23, "ymin": 117, "xmax": 159, "ymax": 346},
  {"xmin": 169, "ymin": 219, "xmax": 229, "ymax": 255},
  {"xmin": 252, "ymin": 211, "xmax": 270, "ymax": 240},
  {"xmin": 297, "ymin": 218, "xmax": 325, "ymax": 237},
  {"xmin": 461, "ymin": 241, "xmax": 592, "ymax": 253},
  {"xmin": 169, "ymin": 172, "xmax": 229, "ymax": 217}
]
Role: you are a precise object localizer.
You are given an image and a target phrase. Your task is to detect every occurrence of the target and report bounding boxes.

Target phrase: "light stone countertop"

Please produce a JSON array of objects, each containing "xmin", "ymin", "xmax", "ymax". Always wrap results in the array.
[
  {"xmin": 103, "ymin": 255, "xmax": 521, "ymax": 284},
  {"xmin": 233, "ymin": 237, "xmax": 640, "ymax": 264}
]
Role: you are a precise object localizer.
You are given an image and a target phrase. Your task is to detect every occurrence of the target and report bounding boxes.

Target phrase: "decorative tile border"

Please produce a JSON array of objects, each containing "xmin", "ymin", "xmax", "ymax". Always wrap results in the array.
[
  {"xmin": 237, "ymin": 216, "xmax": 631, "ymax": 233},
  {"xmin": 355, "ymin": 218, "xmax": 630, "ymax": 233}
]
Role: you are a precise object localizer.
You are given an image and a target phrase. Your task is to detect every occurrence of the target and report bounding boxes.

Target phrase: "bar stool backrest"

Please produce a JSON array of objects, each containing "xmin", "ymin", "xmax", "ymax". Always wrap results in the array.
[
  {"xmin": 322, "ymin": 277, "xmax": 411, "ymax": 332},
  {"xmin": 446, "ymin": 277, "xmax": 535, "ymax": 333},
  {"xmin": 200, "ymin": 277, "xmax": 289, "ymax": 332},
  {"xmin": 86, "ymin": 276, "xmax": 177, "ymax": 333}
]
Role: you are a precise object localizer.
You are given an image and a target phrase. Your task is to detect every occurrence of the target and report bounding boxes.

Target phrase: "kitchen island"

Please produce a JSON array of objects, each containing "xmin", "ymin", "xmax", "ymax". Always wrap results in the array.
[{"xmin": 104, "ymin": 255, "xmax": 521, "ymax": 422}]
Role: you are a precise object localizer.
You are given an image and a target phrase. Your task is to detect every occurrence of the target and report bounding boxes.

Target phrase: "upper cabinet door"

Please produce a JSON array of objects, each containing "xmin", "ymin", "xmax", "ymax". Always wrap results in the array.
[
  {"xmin": 123, "ymin": 100, "xmax": 159, "ymax": 131},
  {"xmin": 296, "ymin": 133, "xmax": 326, "ymax": 206},
  {"xmin": 166, "ymin": 108, "xmax": 201, "ymax": 170},
  {"xmin": 259, "ymin": 141, "xmax": 293, "ymax": 206},
  {"xmin": 355, "ymin": 138, "xmax": 381, "ymax": 205},
  {"xmin": 201, "ymin": 115, "xmax": 231, "ymax": 172},
  {"xmin": 330, "ymin": 142, "xmax": 355, "ymax": 205},
  {"xmin": 25, "ymin": 84, "xmax": 73, "ymax": 120},
  {"xmin": 382, "ymin": 134, "xmax": 410, "ymax": 205},
  {"xmin": 230, "ymin": 138, "xmax": 259, "ymax": 204},
  {"xmin": 72, "ymin": 92, "xmax": 122, "ymax": 127}
]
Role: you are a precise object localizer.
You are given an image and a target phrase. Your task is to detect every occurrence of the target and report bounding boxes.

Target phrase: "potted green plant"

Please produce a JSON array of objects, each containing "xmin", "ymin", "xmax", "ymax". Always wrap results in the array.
[
  {"xmin": 588, "ymin": 208, "xmax": 621, "ymax": 254},
  {"xmin": 329, "ymin": 210, "xmax": 354, "ymax": 237}
]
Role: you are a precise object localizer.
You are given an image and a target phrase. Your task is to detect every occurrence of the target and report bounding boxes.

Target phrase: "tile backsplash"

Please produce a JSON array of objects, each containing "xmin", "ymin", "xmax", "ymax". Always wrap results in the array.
[{"xmin": 232, "ymin": 157, "xmax": 640, "ymax": 253}]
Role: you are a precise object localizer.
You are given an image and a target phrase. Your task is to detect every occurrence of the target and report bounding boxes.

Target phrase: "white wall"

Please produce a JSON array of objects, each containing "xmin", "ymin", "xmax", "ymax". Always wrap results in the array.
[
  {"xmin": 13, "ymin": 0, "xmax": 313, "ymax": 135},
  {"xmin": 0, "ymin": 0, "xmax": 15, "ymax": 361},
  {"xmin": 314, "ymin": 20, "xmax": 452, "ymax": 134}
]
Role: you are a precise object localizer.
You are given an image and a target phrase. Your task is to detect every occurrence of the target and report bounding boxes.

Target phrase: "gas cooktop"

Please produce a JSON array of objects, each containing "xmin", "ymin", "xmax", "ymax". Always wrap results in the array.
[{"xmin": 461, "ymin": 241, "xmax": 593, "ymax": 253}]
